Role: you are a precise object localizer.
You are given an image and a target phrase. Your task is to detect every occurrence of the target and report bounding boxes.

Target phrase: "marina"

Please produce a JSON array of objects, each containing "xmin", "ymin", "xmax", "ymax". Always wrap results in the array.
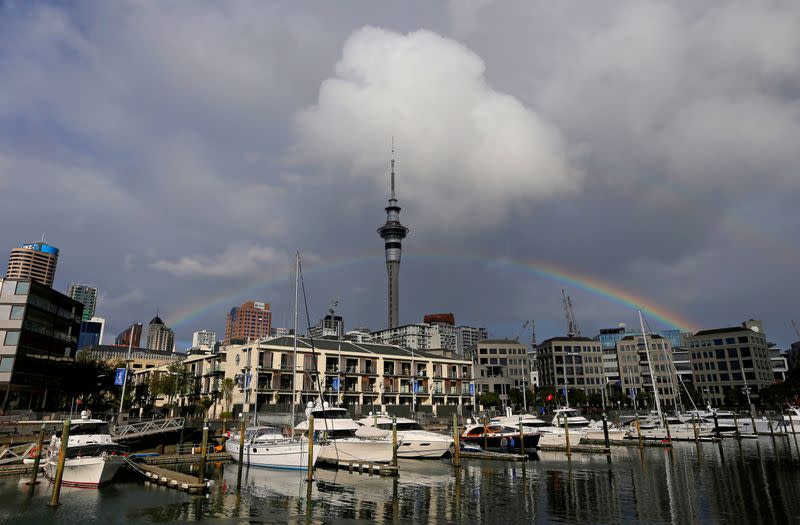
[{"xmin": 0, "ymin": 436, "xmax": 799, "ymax": 523}]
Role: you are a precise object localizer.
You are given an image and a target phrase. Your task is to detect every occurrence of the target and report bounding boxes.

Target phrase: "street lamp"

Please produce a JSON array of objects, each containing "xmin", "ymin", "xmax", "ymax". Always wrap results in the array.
[
  {"xmin": 522, "ymin": 378, "xmax": 528, "ymax": 413},
  {"xmin": 169, "ymin": 371, "xmax": 180, "ymax": 418}
]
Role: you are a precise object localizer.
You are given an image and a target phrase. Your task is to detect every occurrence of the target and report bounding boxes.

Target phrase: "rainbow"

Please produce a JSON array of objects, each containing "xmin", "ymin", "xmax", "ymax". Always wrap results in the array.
[{"xmin": 165, "ymin": 252, "xmax": 699, "ymax": 333}]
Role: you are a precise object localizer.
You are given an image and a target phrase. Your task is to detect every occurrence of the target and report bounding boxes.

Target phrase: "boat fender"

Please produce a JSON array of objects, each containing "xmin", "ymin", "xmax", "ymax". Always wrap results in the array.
[{"xmin": 28, "ymin": 446, "xmax": 39, "ymax": 459}]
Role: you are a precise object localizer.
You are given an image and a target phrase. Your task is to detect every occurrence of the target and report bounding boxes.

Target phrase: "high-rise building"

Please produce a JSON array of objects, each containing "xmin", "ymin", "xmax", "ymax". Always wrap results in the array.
[
  {"xmin": 5, "ymin": 242, "xmax": 59, "ymax": 287},
  {"xmin": 309, "ymin": 314, "xmax": 344, "ymax": 340},
  {"xmin": 0, "ymin": 278, "xmax": 83, "ymax": 411},
  {"xmin": 466, "ymin": 339, "xmax": 529, "ymax": 405},
  {"xmin": 68, "ymin": 284, "xmax": 98, "ymax": 320},
  {"xmin": 371, "ymin": 323, "xmax": 442, "ymax": 351},
  {"xmin": 225, "ymin": 301, "xmax": 272, "ymax": 344},
  {"xmin": 115, "ymin": 322, "xmax": 143, "ymax": 348},
  {"xmin": 615, "ymin": 334, "xmax": 680, "ymax": 409},
  {"xmin": 192, "ymin": 330, "xmax": 216, "ymax": 350},
  {"xmin": 424, "ymin": 314, "xmax": 457, "ymax": 352},
  {"xmin": 377, "ymin": 149, "xmax": 409, "ymax": 329},
  {"xmin": 535, "ymin": 337, "xmax": 606, "ymax": 399},
  {"xmin": 77, "ymin": 316, "xmax": 105, "ymax": 350},
  {"xmin": 146, "ymin": 315, "xmax": 175, "ymax": 353},
  {"xmin": 455, "ymin": 326, "xmax": 488, "ymax": 355}
]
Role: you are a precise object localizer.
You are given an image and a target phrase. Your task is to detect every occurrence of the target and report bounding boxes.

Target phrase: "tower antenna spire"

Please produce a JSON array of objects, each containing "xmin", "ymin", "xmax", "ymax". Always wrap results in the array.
[{"xmin": 390, "ymin": 136, "xmax": 396, "ymax": 201}]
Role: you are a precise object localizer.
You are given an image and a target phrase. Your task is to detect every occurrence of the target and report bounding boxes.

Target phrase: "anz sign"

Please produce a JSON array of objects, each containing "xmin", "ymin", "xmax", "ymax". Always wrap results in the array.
[{"xmin": 20, "ymin": 243, "xmax": 59, "ymax": 255}]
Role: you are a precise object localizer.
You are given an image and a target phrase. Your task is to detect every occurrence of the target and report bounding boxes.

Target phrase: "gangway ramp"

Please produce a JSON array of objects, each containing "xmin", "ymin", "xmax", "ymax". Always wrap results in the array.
[{"xmin": 112, "ymin": 417, "xmax": 185, "ymax": 441}]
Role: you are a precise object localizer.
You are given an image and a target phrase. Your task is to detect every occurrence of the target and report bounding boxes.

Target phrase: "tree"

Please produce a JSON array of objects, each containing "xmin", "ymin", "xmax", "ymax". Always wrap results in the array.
[
  {"xmin": 479, "ymin": 392, "xmax": 501, "ymax": 408},
  {"xmin": 567, "ymin": 388, "xmax": 587, "ymax": 407},
  {"xmin": 221, "ymin": 378, "xmax": 235, "ymax": 413},
  {"xmin": 197, "ymin": 396, "xmax": 214, "ymax": 418},
  {"xmin": 508, "ymin": 388, "xmax": 524, "ymax": 407}
]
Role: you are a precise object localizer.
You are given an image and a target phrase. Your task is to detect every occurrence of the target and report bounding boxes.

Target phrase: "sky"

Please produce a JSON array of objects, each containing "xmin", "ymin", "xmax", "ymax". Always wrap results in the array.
[{"xmin": 1, "ymin": 1, "xmax": 799, "ymax": 350}]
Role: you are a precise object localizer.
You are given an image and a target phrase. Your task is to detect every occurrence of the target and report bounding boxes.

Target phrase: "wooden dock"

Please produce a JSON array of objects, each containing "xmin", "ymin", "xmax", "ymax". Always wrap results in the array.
[
  {"xmin": 538, "ymin": 444, "xmax": 610, "ymax": 454},
  {"xmin": 338, "ymin": 461, "xmax": 399, "ymax": 476},
  {"xmin": 131, "ymin": 461, "xmax": 211, "ymax": 494},
  {"xmin": 581, "ymin": 438, "xmax": 672, "ymax": 448},
  {"xmin": 138, "ymin": 452, "xmax": 232, "ymax": 465},
  {"xmin": 458, "ymin": 450, "xmax": 527, "ymax": 462},
  {"xmin": 0, "ymin": 463, "xmax": 41, "ymax": 477}
]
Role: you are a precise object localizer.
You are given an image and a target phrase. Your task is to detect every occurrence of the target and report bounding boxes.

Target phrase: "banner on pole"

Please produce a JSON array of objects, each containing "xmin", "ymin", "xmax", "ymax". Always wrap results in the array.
[
  {"xmin": 114, "ymin": 368, "xmax": 126, "ymax": 386},
  {"xmin": 332, "ymin": 378, "xmax": 340, "ymax": 391}
]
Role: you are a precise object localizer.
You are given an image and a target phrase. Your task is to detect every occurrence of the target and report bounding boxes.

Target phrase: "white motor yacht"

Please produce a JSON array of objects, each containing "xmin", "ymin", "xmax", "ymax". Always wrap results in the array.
[
  {"xmin": 550, "ymin": 408, "xmax": 628, "ymax": 443},
  {"xmin": 356, "ymin": 413, "xmax": 452, "ymax": 459},
  {"xmin": 35, "ymin": 411, "xmax": 125, "ymax": 489},
  {"xmin": 295, "ymin": 402, "xmax": 395, "ymax": 464},
  {"xmin": 225, "ymin": 425, "xmax": 320, "ymax": 471}
]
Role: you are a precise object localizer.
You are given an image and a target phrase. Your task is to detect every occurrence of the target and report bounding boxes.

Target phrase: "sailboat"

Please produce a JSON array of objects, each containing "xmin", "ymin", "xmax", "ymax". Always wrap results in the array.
[{"xmin": 226, "ymin": 252, "xmax": 320, "ymax": 470}]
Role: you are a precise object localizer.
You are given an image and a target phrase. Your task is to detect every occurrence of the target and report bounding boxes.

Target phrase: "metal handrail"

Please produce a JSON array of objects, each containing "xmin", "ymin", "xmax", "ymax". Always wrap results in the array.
[{"xmin": 111, "ymin": 417, "xmax": 185, "ymax": 439}]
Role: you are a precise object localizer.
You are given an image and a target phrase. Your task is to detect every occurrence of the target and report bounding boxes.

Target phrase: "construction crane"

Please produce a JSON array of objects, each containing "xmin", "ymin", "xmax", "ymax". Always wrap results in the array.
[
  {"xmin": 562, "ymin": 289, "xmax": 581, "ymax": 337},
  {"xmin": 514, "ymin": 320, "xmax": 530, "ymax": 342}
]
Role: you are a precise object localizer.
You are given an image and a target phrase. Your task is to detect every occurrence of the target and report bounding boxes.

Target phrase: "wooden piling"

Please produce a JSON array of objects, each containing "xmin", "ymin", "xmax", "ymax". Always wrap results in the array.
[
  {"xmin": 392, "ymin": 416, "xmax": 398, "ymax": 468},
  {"xmin": 564, "ymin": 415, "xmax": 572, "ymax": 457},
  {"xmin": 635, "ymin": 416, "xmax": 643, "ymax": 450},
  {"xmin": 236, "ymin": 420, "xmax": 245, "ymax": 490},
  {"xmin": 602, "ymin": 413, "xmax": 610, "ymax": 451},
  {"xmin": 453, "ymin": 414, "xmax": 461, "ymax": 467},
  {"xmin": 692, "ymin": 414, "xmax": 699, "ymax": 444},
  {"xmin": 733, "ymin": 413, "xmax": 741, "ymax": 441},
  {"xmin": 197, "ymin": 420, "xmax": 209, "ymax": 484},
  {"xmin": 48, "ymin": 419, "xmax": 70, "ymax": 507},
  {"xmin": 27, "ymin": 423, "xmax": 46, "ymax": 486},
  {"xmin": 307, "ymin": 416, "xmax": 314, "ymax": 482},
  {"xmin": 518, "ymin": 417, "xmax": 525, "ymax": 457}
]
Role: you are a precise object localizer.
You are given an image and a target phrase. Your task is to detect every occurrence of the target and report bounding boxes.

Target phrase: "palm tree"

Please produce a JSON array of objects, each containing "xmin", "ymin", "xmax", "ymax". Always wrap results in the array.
[{"xmin": 221, "ymin": 377, "xmax": 235, "ymax": 414}]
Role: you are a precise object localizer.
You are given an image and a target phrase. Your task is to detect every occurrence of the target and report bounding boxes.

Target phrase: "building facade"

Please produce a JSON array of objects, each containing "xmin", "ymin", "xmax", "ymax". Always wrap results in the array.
[
  {"xmin": 146, "ymin": 315, "xmax": 175, "ymax": 353},
  {"xmin": 221, "ymin": 336, "xmax": 473, "ymax": 414},
  {"xmin": 309, "ymin": 314, "xmax": 344, "ymax": 340},
  {"xmin": 466, "ymin": 339, "xmax": 528, "ymax": 406},
  {"xmin": 686, "ymin": 320, "xmax": 773, "ymax": 406},
  {"xmin": 68, "ymin": 284, "xmax": 98, "ymax": 320},
  {"xmin": 115, "ymin": 322, "xmax": 143, "ymax": 348},
  {"xmin": 455, "ymin": 326, "xmax": 488, "ymax": 355},
  {"xmin": 371, "ymin": 323, "xmax": 442, "ymax": 351},
  {"xmin": 424, "ymin": 314, "xmax": 457, "ymax": 352},
  {"xmin": 77, "ymin": 316, "xmax": 105, "ymax": 350},
  {"xmin": 192, "ymin": 330, "xmax": 217, "ymax": 350},
  {"xmin": 86, "ymin": 344, "xmax": 182, "ymax": 371},
  {"xmin": 5, "ymin": 242, "xmax": 59, "ymax": 287},
  {"xmin": 535, "ymin": 337, "xmax": 606, "ymax": 400},
  {"xmin": 615, "ymin": 334, "xmax": 680, "ymax": 409},
  {"xmin": 0, "ymin": 278, "xmax": 82, "ymax": 410},
  {"xmin": 225, "ymin": 301, "xmax": 272, "ymax": 343}
]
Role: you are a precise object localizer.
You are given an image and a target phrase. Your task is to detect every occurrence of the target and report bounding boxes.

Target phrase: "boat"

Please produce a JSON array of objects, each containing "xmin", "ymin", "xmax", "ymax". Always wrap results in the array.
[
  {"xmin": 35, "ymin": 411, "xmax": 125, "ymax": 488},
  {"xmin": 295, "ymin": 402, "xmax": 395, "ymax": 464},
  {"xmin": 225, "ymin": 424, "xmax": 319, "ymax": 470},
  {"xmin": 356, "ymin": 412, "xmax": 453, "ymax": 459},
  {"xmin": 460, "ymin": 421, "xmax": 540, "ymax": 452}
]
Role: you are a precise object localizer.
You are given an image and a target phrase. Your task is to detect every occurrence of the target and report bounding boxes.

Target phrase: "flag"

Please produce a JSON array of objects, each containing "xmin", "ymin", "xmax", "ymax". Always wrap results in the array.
[{"xmin": 546, "ymin": 393, "xmax": 554, "ymax": 402}]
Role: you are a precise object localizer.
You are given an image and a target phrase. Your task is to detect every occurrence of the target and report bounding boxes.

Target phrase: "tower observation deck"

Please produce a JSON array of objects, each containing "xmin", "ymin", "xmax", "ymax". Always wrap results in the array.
[{"xmin": 377, "ymin": 149, "xmax": 409, "ymax": 329}]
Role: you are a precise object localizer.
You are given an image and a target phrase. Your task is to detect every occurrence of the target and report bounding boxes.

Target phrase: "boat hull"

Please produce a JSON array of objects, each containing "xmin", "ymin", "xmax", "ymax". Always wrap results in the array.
[
  {"xmin": 225, "ymin": 440, "xmax": 320, "ymax": 470},
  {"xmin": 461, "ymin": 432, "xmax": 540, "ymax": 453},
  {"xmin": 396, "ymin": 437, "xmax": 452, "ymax": 459},
  {"xmin": 317, "ymin": 438, "xmax": 394, "ymax": 464},
  {"xmin": 44, "ymin": 454, "xmax": 125, "ymax": 489}
]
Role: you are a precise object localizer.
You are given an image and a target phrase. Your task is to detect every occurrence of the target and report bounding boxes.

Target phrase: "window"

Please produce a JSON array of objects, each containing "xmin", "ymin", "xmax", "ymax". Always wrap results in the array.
[
  {"xmin": 737, "ymin": 336, "xmax": 748, "ymax": 344},
  {"xmin": 741, "ymin": 347, "xmax": 751, "ymax": 357},
  {"xmin": 725, "ymin": 338, "xmax": 735, "ymax": 345},
  {"xmin": 14, "ymin": 281, "xmax": 30, "ymax": 295},
  {"xmin": 0, "ymin": 357, "xmax": 13, "ymax": 372},
  {"xmin": 713, "ymin": 339, "xmax": 723, "ymax": 346},
  {"xmin": 9, "ymin": 306, "xmax": 24, "ymax": 320},
  {"xmin": 4, "ymin": 331, "xmax": 19, "ymax": 346},
  {"xmin": 727, "ymin": 348, "xmax": 738, "ymax": 358}
]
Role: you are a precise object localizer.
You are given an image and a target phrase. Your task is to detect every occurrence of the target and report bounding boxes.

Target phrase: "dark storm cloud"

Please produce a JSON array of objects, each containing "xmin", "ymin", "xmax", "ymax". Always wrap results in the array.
[{"xmin": 1, "ymin": 1, "xmax": 798, "ymax": 347}]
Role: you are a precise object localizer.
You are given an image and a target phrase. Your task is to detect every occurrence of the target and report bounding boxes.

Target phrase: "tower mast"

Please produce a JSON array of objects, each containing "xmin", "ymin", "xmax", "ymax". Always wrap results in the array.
[{"xmin": 377, "ymin": 142, "xmax": 409, "ymax": 329}]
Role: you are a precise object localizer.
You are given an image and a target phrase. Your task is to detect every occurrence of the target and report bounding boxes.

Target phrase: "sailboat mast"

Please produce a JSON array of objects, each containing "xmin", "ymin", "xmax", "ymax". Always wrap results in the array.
[
  {"xmin": 291, "ymin": 252, "xmax": 300, "ymax": 428},
  {"xmin": 638, "ymin": 310, "xmax": 663, "ymax": 418}
]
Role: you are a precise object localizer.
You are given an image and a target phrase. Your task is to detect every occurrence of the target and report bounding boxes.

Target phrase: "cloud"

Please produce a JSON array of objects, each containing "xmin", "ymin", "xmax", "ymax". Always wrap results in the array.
[
  {"xmin": 151, "ymin": 243, "xmax": 290, "ymax": 278},
  {"xmin": 291, "ymin": 26, "xmax": 582, "ymax": 229}
]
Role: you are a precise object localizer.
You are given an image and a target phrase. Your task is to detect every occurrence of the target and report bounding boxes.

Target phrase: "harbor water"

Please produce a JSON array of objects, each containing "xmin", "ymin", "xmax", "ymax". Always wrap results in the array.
[{"xmin": 1, "ymin": 437, "xmax": 799, "ymax": 524}]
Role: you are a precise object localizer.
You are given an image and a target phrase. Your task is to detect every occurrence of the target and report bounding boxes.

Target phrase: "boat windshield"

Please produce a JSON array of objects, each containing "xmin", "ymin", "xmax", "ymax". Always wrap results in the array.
[
  {"xmin": 57, "ymin": 422, "xmax": 110, "ymax": 437},
  {"xmin": 312, "ymin": 409, "xmax": 351, "ymax": 419},
  {"xmin": 375, "ymin": 422, "xmax": 423, "ymax": 431}
]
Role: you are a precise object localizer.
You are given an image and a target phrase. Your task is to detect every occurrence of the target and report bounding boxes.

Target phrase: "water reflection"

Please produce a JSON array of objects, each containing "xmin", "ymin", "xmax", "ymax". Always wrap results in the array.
[{"xmin": 0, "ymin": 439, "xmax": 798, "ymax": 524}]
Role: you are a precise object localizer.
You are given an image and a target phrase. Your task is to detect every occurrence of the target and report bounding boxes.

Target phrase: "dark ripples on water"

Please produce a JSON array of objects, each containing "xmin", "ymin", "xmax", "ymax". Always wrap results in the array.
[{"xmin": 1, "ymin": 437, "xmax": 799, "ymax": 524}]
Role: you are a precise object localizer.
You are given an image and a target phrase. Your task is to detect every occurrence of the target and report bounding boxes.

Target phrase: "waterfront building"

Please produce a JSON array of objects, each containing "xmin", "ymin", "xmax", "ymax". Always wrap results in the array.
[
  {"xmin": 68, "ymin": 283, "xmax": 98, "ymax": 320},
  {"xmin": 132, "ymin": 351, "xmax": 222, "ymax": 416},
  {"xmin": 377, "ymin": 149, "xmax": 409, "ymax": 329},
  {"xmin": 86, "ymin": 344, "xmax": 182, "ymax": 371},
  {"xmin": 192, "ymin": 329, "xmax": 216, "ymax": 350},
  {"xmin": 309, "ymin": 314, "xmax": 344, "ymax": 340},
  {"xmin": 535, "ymin": 337, "xmax": 606, "ymax": 400},
  {"xmin": 115, "ymin": 322, "xmax": 143, "ymax": 348},
  {"xmin": 0, "ymin": 278, "xmax": 82, "ymax": 411},
  {"xmin": 615, "ymin": 334, "xmax": 680, "ymax": 409},
  {"xmin": 270, "ymin": 327, "xmax": 291, "ymax": 337},
  {"xmin": 466, "ymin": 339, "xmax": 528, "ymax": 406},
  {"xmin": 371, "ymin": 323, "xmax": 442, "ymax": 351},
  {"xmin": 344, "ymin": 330, "xmax": 373, "ymax": 343},
  {"xmin": 225, "ymin": 301, "xmax": 271, "ymax": 343},
  {"xmin": 77, "ymin": 316, "xmax": 105, "ymax": 350},
  {"xmin": 218, "ymin": 336, "xmax": 473, "ymax": 414},
  {"xmin": 146, "ymin": 314, "xmax": 175, "ymax": 353},
  {"xmin": 455, "ymin": 326, "xmax": 488, "ymax": 355},
  {"xmin": 424, "ymin": 313, "xmax": 457, "ymax": 352},
  {"xmin": 5, "ymin": 241, "xmax": 59, "ymax": 287},
  {"xmin": 596, "ymin": 325, "xmax": 684, "ymax": 352},
  {"xmin": 769, "ymin": 348, "xmax": 789, "ymax": 382},
  {"xmin": 686, "ymin": 319, "xmax": 773, "ymax": 406}
]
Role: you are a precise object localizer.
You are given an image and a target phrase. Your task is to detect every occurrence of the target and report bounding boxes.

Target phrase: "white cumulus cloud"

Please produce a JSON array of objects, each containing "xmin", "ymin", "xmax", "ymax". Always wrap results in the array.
[
  {"xmin": 291, "ymin": 26, "xmax": 581, "ymax": 228},
  {"xmin": 151, "ymin": 244, "xmax": 288, "ymax": 278}
]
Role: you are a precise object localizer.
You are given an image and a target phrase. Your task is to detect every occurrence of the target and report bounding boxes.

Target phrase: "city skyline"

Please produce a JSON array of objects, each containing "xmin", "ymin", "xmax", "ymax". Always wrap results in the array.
[{"xmin": 1, "ymin": 3, "xmax": 799, "ymax": 349}]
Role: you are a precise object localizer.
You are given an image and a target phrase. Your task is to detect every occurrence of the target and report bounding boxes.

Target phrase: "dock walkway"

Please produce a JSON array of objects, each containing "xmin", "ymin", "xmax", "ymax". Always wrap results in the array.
[{"xmin": 125, "ymin": 459, "xmax": 211, "ymax": 494}]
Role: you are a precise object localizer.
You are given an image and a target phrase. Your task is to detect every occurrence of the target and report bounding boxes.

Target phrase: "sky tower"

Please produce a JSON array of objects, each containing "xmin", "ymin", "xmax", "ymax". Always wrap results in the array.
[{"xmin": 377, "ymin": 146, "xmax": 409, "ymax": 329}]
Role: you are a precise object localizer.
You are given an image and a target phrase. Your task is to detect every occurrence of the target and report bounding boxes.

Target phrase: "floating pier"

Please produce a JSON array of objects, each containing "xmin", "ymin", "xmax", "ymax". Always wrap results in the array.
[
  {"xmin": 538, "ymin": 444, "xmax": 610, "ymax": 454},
  {"xmin": 127, "ymin": 460, "xmax": 212, "ymax": 494},
  {"xmin": 0, "ymin": 463, "xmax": 41, "ymax": 477},
  {"xmin": 458, "ymin": 450, "xmax": 527, "ymax": 462},
  {"xmin": 340, "ymin": 461, "xmax": 399, "ymax": 476},
  {"xmin": 137, "ymin": 452, "xmax": 232, "ymax": 465}
]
